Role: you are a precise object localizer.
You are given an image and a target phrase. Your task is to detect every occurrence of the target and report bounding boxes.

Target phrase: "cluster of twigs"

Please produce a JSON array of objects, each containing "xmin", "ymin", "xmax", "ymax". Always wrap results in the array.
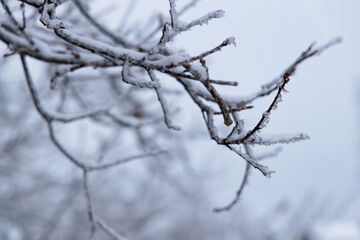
[{"xmin": 0, "ymin": 0, "xmax": 340, "ymax": 238}]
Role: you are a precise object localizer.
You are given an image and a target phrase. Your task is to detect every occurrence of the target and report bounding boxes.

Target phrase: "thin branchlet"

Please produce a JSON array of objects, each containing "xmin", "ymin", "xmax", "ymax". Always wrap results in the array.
[{"xmin": 213, "ymin": 162, "xmax": 251, "ymax": 212}]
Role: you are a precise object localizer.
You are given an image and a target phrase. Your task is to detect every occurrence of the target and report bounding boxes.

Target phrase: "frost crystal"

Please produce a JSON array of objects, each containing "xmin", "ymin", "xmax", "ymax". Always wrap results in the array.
[{"xmin": 225, "ymin": 37, "xmax": 236, "ymax": 47}]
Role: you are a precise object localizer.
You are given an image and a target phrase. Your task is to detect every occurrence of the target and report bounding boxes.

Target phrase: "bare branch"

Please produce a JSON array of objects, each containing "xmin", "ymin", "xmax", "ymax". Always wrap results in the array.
[
  {"xmin": 177, "ymin": 10, "xmax": 225, "ymax": 32},
  {"xmin": 118, "ymin": 0, "xmax": 138, "ymax": 32},
  {"xmin": 48, "ymin": 123, "xmax": 87, "ymax": 169},
  {"xmin": 228, "ymin": 145, "xmax": 274, "ymax": 178},
  {"xmin": 83, "ymin": 169, "xmax": 96, "ymax": 237},
  {"xmin": 208, "ymin": 79, "xmax": 238, "ymax": 86},
  {"xmin": 148, "ymin": 70, "xmax": 181, "ymax": 130},
  {"xmin": 0, "ymin": 0, "xmax": 33, "ymax": 43},
  {"xmin": 169, "ymin": 0, "xmax": 178, "ymax": 29},
  {"xmin": 203, "ymin": 80, "xmax": 233, "ymax": 126},
  {"xmin": 18, "ymin": 0, "xmax": 43, "ymax": 8},
  {"xmin": 88, "ymin": 151, "xmax": 167, "ymax": 172},
  {"xmin": 95, "ymin": 217, "xmax": 128, "ymax": 240},
  {"xmin": 166, "ymin": 37, "xmax": 236, "ymax": 68},
  {"xmin": 122, "ymin": 59, "xmax": 158, "ymax": 88},
  {"xmin": 244, "ymin": 133, "xmax": 310, "ymax": 146},
  {"xmin": 178, "ymin": 0, "xmax": 201, "ymax": 16},
  {"xmin": 20, "ymin": 54, "xmax": 52, "ymax": 122},
  {"xmin": 214, "ymin": 162, "xmax": 251, "ymax": 212},
  {"xmin": 73, "ymin": 0, "xmax": 132, "ymax": 48}
]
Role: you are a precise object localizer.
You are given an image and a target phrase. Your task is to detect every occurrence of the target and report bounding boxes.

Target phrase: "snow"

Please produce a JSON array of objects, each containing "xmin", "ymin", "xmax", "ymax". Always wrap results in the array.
[
  {"xmin": 179, "ymin": 10, "xmax": 225, "ymax": 30},
  {"xmin": 122, "ymin": 60, "xmax": 158, "ymax": 88},
  {"xmin": 224, "ymin": 37, "xmax": 236, "ymax": 47},
  {"xmin": 151, "ymin": 52, "xmax": 190, "ymax": 67},
  {"xmin": 56, "ymin": 28, "xmax": 147, "ymax": 61},
  {"xmin": 40, "ymin": 2, "xmax": 68, "ymax": 29},
  {"xmin": 248, "ymin": 133, "xmax": 310, "ymax": 145},
  {"xmin": 189, "ymin": 62, "xmax": 208, "ymax": 80}
]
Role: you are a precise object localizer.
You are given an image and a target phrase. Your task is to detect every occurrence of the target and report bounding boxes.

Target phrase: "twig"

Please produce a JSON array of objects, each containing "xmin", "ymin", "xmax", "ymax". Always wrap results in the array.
[
  {"xmin": 178, "ymin": 0, "xmax": 201, "ymax": 16},
  {"xmin": 122, "ymin": 59, "xmax": 158, "ymax": 88},
  {"xmin": 0, "ymin": 0, "xmax": 33, "ymax": 44},
  {"xmin": 73, "ymin": 0, "xmax": 132, "ymax": 48},
  {"xmin": 148, "ymin": 70, "xmax": 181, "ymax": 130},
  {"xmin": 166, "ymin": 37, "xmax": 236, "ymax": 68},
  {"xmin": 228, "ymin": 145, "xmax": 274, "ymax": 178},
  {"xmin": 38, "ymin": 179, "xmax": 80, "ymax": 240},
  {"xmin": 95, "ymin": 217, "xmax": 128, "ymax": 240},
  {"xmin": 208, "ymin": 79, "xmax": 238, "ymax": 86},
  {"xmin": 203, "ymin": 80, "xmax": 233, "ymax": 126},
  {"xmin": 83, "ymin": 169, "xmax": 96, "ymax": 237},
  {"xmin": 177, "ymin": 9, "xmax": 225, "ymax": 32},
  {"xmin": 214, "ymin": 106, "xmax": 253, "ymax": 115},
  {"xmin": 88, "ymin": 151, "xmax": 167, "ymax": 172},
  {"xmin": 118, "ymin": 0, "xmax": 138, "ymax": 32},
  {"xmin": 213, "ymin": 162, "xmax": 250, "ymax": 212},
  {"xmin": 169, "ymin": 0, "xmax": 178, "ymax": 29},
  {"xmin": 20, "ymin": 54, "xmax": 52, "ymax": 122},
  {"xmin": 242, "ymin": 70, "xmax": 291, "ymax": 142},
  {"xmin": 20, "ymin": 3, "xmax": 26, "ymax": 30}
]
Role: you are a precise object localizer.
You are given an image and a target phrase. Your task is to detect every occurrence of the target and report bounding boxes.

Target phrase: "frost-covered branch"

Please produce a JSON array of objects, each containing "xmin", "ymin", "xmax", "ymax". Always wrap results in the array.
[{"xmin": 1, "ymin": 0, "xmax": 340, "ymax": 227}]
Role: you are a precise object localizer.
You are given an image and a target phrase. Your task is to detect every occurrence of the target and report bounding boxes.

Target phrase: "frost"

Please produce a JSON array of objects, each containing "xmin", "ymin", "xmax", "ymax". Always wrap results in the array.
[
  {"xmin": 224, "ymin": 37, "xmax": 236, "ymax": 47},
  {"xmin": 40, "ymin": 3, "xmax": 68, "ymax": 29},
  {"xmin": 58, "ymin": 29, "xmax": 147, "ymax": 61},
  {"xmin": 230, "ymin": 145, "xmax": 275, "ymax": 178},
  {"xmin": 247, "ymin": 133, "xmax": 310, "ymax": 145},
  {"xmin": 189, "ymin": 62, "xmax": 209, "ymax": 80},
  {"xmin": 179, "ymin": 10, "xmax": 225, "ymax": 30},
  {"xmin": 151, "ymin": 53, "xmax": 190, "ymax": 67},
  {"xmin": 122, "ymin": 60, "xmax": 158, "ymax": 88},
  {"xmin": 169, "ymin": 0, "xmax": 178, "ymax": 27}
]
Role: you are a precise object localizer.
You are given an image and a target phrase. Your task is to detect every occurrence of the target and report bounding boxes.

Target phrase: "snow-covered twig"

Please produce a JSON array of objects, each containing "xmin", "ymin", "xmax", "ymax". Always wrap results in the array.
[
  {"xmin": 166, "ymin": 37, "xmax": 236, "ymax": 68},
  {"xmin": 229, "ymin": 145, "xmax": 274, "ymax": 178},
  {"xmin": 122, "ymin": 59, "xmax": 158, "ymax": 88},
  {"xmin": 177, "ymin": 10, "xmax": 225, "ymax": 32},
  {"xmin": 244, "ymin": 133, "xmax": 310, "ymax": 146}
]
